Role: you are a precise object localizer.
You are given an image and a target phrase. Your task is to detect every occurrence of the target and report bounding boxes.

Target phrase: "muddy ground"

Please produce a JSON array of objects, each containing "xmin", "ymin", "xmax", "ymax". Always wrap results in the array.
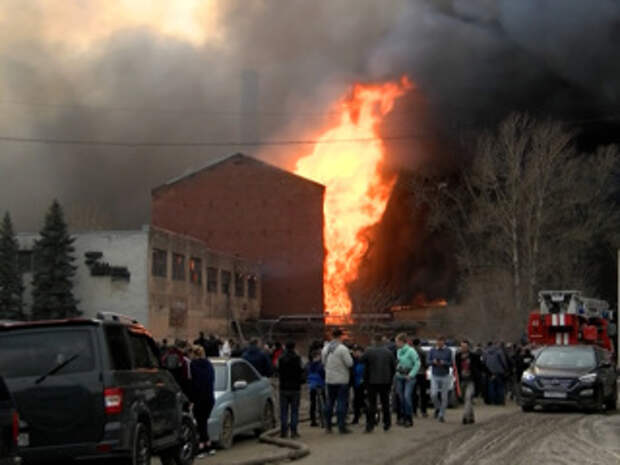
[{"xmin": 186, "ymin": 398, "xmax": 619, "ymax": 465}]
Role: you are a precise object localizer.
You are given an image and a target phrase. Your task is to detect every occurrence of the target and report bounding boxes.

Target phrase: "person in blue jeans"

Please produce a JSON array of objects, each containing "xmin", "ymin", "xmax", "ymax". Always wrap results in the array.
[
  {"xmin": 322, "ymin": 328, "xmax": 353, "ymax": 434},
  {"xmin": 484, "ymin": 342, "xmax": 507, "ymax": 405},
  {"xmin": 429, "ymin": 336, "xmax": 453, "ymax": 422},
  {"xmin": 306, "ymin": 350, "xmax": 326, "ymax": 427},
  {"xmin": 394, "ymin": 333, "xmax": 421, "ymax": 428},
  {"xmin": 277, "ymin": 341, "xmax": 305, "ymax": 439}
]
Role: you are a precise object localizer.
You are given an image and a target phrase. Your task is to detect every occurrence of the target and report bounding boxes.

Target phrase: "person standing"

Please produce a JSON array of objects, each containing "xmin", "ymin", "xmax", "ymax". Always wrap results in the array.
[
  {"xmin": 411, "ymin": 338, "xmax": 429, "ymax": 418},
  {"xmin": 394, "ymin": 333, "xmax": 420, "ymax": 428},
  {"xmin": 321, "ymin": 328, "xmax": 354, "ymax": 434},
  {"xmin": 277, "ymin": 341, "xmax": 305, "ymax": 439},
  {"xmin": 361, "ymin": 334, "xmax": 396, "ymax": 433},
  {"xmin": 306, "ymin": 349, "xmax": 326, "ymax": 427},
  {"xmin": 429, "ymin": 336, "xmax": 452, "ymax": 422},
  {"xmin": 455, "ymin": 340, "xmax": 482, "ymax": 424},
  {"xmin": 351, "ymin": 346, "xmax": 366, "ymax": 425},
  {"xmin": 243, "ymin": 339, "xmax": 273, "ymax": 377},
  {"xmin": 190, "ymin": 345, "xmax": 216, "ymax": 456},
  {"xmin": 484, "ymin": 342, "xmax": 508, "ymax": 405}
]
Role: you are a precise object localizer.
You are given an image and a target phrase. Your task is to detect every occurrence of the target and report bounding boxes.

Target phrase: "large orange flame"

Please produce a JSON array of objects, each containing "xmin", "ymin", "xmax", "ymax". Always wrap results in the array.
[{"xmin": 295, "ymin": 77, "xmax": 412, "ymax": 325}]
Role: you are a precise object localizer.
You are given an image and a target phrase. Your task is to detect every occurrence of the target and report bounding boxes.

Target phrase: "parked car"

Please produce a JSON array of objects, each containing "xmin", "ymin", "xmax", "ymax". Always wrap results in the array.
[
  {"xmin": 520, "ymin": 345, "xmax": 617, "ymax": 412},
  {"xmin": 0, "ymin": 313, "xmax": 197, "ymax": 465},
  {"xmin": 420, "ymin": 345, "xmax": 458, "ymax": 408},
  {"xmin": 208, "ymin": 358, "xmax": 275, "ymax": 449},
  {"xmin": 0, "ymin": 375, "xmax": 20, "ymax": 465}
]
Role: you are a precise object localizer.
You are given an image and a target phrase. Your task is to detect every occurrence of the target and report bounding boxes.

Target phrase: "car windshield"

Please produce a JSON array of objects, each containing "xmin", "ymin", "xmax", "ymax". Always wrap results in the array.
[
  {"xmin": 213, "ymin": 363, "xmax": 228, "ymax": 392},
  {"xmin": 0, "ymin": 329, "xmax": 95, "ymax": 378},
  {"xmin": 536, "ymin": 347, "xmax": 596, "ymax": 370}
]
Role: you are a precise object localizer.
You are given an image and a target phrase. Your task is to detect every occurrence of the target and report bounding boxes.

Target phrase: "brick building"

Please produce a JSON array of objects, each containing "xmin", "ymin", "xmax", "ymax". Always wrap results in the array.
[{"xmin": 151, "ymin": 153, "xmax": 325, "ymax": 320}]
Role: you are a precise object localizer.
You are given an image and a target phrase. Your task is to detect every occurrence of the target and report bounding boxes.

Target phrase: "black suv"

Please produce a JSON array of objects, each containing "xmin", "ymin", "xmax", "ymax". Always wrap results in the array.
[
  {"xmin": 0, "ymin": 314, "xmax": 196, "ymax": 465},
  {"xmin": 520, "ymin": 345, "xmax": 618, "ymax": 412},
  {"xmin": 0, "ymin": 375, "xmax": 20, "ymax": 465}
]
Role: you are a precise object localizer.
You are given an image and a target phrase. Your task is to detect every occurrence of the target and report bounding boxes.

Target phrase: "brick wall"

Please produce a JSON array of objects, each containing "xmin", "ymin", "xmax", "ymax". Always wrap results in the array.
[{"xmin": 151, "ymin": 154, "xmax": 324, "ymax": 319}]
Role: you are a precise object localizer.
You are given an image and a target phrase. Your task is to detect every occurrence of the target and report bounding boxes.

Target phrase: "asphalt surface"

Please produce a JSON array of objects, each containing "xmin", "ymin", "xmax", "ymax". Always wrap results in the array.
[{"xmin": 180, "ymin": 397, "xmax": 620, "ymax": 465}]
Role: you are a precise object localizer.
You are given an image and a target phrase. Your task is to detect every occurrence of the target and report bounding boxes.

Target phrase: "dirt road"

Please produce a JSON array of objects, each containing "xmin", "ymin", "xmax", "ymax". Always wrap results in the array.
[{"xmin": 196, "ymin": 401, "xmax": 619, "ymax": 465}]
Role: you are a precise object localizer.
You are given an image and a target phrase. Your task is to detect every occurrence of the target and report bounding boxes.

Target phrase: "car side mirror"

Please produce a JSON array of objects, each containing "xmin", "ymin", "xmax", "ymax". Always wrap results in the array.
[{"xmin": 233, "ymin": 380, "xmax": 248, "ymax": 391}]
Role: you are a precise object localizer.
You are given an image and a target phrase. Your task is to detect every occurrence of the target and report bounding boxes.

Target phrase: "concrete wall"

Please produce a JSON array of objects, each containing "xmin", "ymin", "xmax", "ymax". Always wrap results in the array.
[
  {"xmin": 148, "ymin": 226, "xmax": 261, "ymax": 341},
  {"xmin": 18, "ymin": 229, "xmax": 150, "ymax": 324},
  {"xmin": 151, "ymin": 153, "xmax": 325, "ymax": 320}
]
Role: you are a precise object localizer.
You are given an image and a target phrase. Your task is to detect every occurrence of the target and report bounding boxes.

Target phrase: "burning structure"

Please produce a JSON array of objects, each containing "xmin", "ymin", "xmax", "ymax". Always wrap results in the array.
[{"xmin": 151, "ymin": 154, "xmax": 325, "ymax": 322}]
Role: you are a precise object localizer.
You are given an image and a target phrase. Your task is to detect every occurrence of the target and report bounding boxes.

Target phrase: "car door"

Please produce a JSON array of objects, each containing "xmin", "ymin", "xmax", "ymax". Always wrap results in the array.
[
  {"xmin": 127, "ymin": 330, "xmax": 166, "ymax": 438},
  {"xmin": 145, "ymin": 336, "xmax": 180, "ymax": 435},
  {"xmin": 230, "ymin": 361, "xmax": 258, "ymax": 426}
]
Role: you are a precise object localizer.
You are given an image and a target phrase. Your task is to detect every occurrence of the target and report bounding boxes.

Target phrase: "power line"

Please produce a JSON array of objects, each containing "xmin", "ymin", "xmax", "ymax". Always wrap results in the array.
[{"xmin": 0, "ymin": 134, "xmax": 428, "ymax": 148}]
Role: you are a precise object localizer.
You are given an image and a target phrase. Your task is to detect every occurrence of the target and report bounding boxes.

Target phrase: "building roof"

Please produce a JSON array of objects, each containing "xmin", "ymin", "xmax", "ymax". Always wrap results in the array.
[{"xmin": 152, "ymin": 153, "xmax": 325, "ymax": 194}]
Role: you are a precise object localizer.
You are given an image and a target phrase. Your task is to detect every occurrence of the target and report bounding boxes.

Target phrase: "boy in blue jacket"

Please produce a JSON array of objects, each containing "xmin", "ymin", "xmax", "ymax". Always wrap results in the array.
[
  {"xmin": 352, "ymin": 346, "xmax": 366, "ymax": 424},
  {"xmin": 306, "ymin": 350, "xmax": 326, "ymax": 427}
]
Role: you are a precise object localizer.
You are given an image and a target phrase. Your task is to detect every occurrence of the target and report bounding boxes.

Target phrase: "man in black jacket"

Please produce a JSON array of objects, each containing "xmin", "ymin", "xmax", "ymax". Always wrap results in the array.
[
  {"xmin": 243, "ymin": 339, "xmax": 273, "ymax": 377},
  {"xmin": 411, "ymin": 338, "xmax": 429, "ymax": 418},
  {"xmin": 455, "ymin": 340, "xmax": 482, "ymax": 424},
  {"xmin": 361, "ymin": 334, "xmax": 396, "ymax": 433},
  {"xmin": 277, "ymin": 341, "xmax": 305, "ymax": 438}
]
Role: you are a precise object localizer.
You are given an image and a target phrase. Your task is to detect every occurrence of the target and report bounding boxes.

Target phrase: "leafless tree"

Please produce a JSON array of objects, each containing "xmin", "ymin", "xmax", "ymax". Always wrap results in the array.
[{"xmin": 412, "ymin": 114, "xmax": 620, "ymax": 332}]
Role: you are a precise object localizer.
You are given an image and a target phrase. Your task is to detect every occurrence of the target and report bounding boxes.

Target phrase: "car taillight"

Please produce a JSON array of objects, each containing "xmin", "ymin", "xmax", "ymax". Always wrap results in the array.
[
  {"xmin": 104, "ymin": 387, "xmax": 123, "ymax": 415},
  {"xmin": 11, "ymin": 411, "xmax": 18, "ymax": 446}
]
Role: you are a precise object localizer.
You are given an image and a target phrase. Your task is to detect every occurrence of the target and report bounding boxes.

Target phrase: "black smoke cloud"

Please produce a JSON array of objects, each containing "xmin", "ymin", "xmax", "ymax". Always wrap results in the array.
[{"xmin": 1, "ymin": 0, "xmax": 619, "ymax": 235}]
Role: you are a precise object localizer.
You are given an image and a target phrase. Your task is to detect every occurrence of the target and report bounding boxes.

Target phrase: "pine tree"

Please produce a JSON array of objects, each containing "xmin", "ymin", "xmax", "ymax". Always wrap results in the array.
[
  {"xmin": 0, "ymin": 212, "xmax": 25, "ymax": 320},
  {"xmin": 31, "ymin": 200, "xmax": 80, "ymax": 320}
]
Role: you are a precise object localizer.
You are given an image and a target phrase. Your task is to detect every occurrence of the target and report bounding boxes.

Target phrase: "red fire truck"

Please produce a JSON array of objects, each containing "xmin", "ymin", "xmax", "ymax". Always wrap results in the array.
[{"xmin": 527, "ymin": 290, "xmax": 614, "ymax": 351}]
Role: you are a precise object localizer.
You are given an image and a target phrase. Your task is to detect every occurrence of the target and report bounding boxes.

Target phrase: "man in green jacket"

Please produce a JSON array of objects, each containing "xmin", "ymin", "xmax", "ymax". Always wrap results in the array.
[{"xmin": 395, "ymin": 333, "xmax": 421, "ymax": 427}]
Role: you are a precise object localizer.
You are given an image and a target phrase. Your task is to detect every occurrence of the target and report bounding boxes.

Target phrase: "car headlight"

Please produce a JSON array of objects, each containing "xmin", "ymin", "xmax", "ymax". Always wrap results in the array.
[
  {"xmin": 521, "ymin": 371, "xmax": 536, "ymax": 383},
  {"xmin": 578, "ymin": 373, "xmax": 597, "ymax": 384}
]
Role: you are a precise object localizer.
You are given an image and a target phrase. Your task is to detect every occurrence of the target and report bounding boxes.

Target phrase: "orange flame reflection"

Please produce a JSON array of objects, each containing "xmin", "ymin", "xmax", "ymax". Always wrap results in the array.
[{"xmin": 295, "ymin": 77, "xmax": 412, "ymax": 325}]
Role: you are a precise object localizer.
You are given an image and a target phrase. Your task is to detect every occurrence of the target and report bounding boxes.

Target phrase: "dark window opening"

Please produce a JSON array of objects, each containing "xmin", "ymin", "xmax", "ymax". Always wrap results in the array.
[
  {"xmin": 18, "ymin": 250, "xmax": 33, "ymax": 273},
  {"xmin": 221, "ymin": 271, "xmax": 231, "ymax": 296},
  {"xmin": 235, "ymin": 273, "xmax": 245, "ymax": 297},
  {"xmin": 207, "ymin": 267, "xmax": 218, "ymax": 293},
  {"xmin": 104, "ymin": 325, "xmax": 131, "ymax": 370},
  {"xmin": 172, "ymin": 253, "xmax": 185, "ymax": 281},
  {"xmin": 128, "ymin": 332, "xmax": 158, "ymax": 369},
  {"xmin": 190, "ymin": 257, "xmax": 202, "ymax": 285},
  {"xmin": 248, "ymin": 276, "xmax": 257, "ymax": 299},
  {"xmin": 152, "ymin": 249, "xmax": 167, "ymax": 278}
]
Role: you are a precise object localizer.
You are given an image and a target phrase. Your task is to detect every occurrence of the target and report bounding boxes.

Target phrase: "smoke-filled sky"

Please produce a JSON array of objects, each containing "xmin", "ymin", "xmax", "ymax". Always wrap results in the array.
[{"xmin": 1, "ymin": 0, "xmax": 619, "ymax": 231}]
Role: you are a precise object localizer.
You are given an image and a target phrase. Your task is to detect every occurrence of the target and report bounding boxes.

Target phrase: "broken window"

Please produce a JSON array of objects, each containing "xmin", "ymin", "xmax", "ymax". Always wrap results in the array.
[
  {"xmin": 190, "ymin": 257, "xmax": 202, "ymax": 285},
  {"xmin": 152, "ymin": 249, "xmax": 167, "ymax": 278},
  {"xmin": 248, "ymin": 275, "xmax": 257, "ymax": 299},
  {"xmin": 235, "ymin": 273, "xmax": 245, "ymax": 297},
  {"xmin": 221, "ymin": 270, "xmax": 231, "ymax": 296},
  {"xmin": 207, "ymin": 267, "xmax": 218, "ymax": 293},
  {"xmin": 172, "ymin": 253, "xmax": 185, "ymax": 281},
  {"xmin": 18, "ymin": 250, "xmax": 33, "ymax": 273}
]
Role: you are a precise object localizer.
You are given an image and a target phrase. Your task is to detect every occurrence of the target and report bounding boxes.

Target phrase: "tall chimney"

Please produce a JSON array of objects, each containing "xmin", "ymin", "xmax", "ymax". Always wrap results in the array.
[{"xmin": 240, "ymin": 69, "xmax": 259, "ymax": 143}]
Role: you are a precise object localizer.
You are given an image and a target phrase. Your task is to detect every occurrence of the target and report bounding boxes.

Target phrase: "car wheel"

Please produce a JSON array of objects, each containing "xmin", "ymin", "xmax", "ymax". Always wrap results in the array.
[
  {"xmin": 255, "ymin": 401, "xmax": 275, "ymax": 437},
  {"xmin": 160, "ymin": 416, "xmax": 197, "ymax": 465},
  {"xmin": 218, "ymin": 410, "xmax": 234, "ymax": 449},
  {"xmin": 521, "ymin": 404, "xmax": 534, "ymax": 413},
  {"xmin": 589, "ymin": 387, "xmax": 606, "ymax": 413},
  {"xmin": 605, "ymin": 384, "xmax": 617, "ymax": 411},
  {"xmin": 128, "ymin": 422, "xmax": 151, "ymax": 465}
]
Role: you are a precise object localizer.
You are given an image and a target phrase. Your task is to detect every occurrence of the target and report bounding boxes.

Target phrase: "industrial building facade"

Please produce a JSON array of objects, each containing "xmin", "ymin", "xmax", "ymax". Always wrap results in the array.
[
  {"xmin": 152, "ymin": 153, "xmax": 325, "ymax": 320},
  {"xmin": 17, "ymin": 226, "xmax": 261, "ymax": 340}
]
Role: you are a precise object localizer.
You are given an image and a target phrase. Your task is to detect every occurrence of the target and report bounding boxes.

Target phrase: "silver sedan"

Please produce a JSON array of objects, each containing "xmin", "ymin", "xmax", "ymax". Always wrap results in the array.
[{"xmin": 208, "ymin": 358, "xmax": 276, "ymax": 449}]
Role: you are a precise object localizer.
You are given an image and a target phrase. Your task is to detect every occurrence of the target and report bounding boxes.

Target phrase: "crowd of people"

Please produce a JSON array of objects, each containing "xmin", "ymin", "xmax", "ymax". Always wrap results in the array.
[{"xmin": 157, "ymin": 329, "xmax": 537, "ymax": 451}]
